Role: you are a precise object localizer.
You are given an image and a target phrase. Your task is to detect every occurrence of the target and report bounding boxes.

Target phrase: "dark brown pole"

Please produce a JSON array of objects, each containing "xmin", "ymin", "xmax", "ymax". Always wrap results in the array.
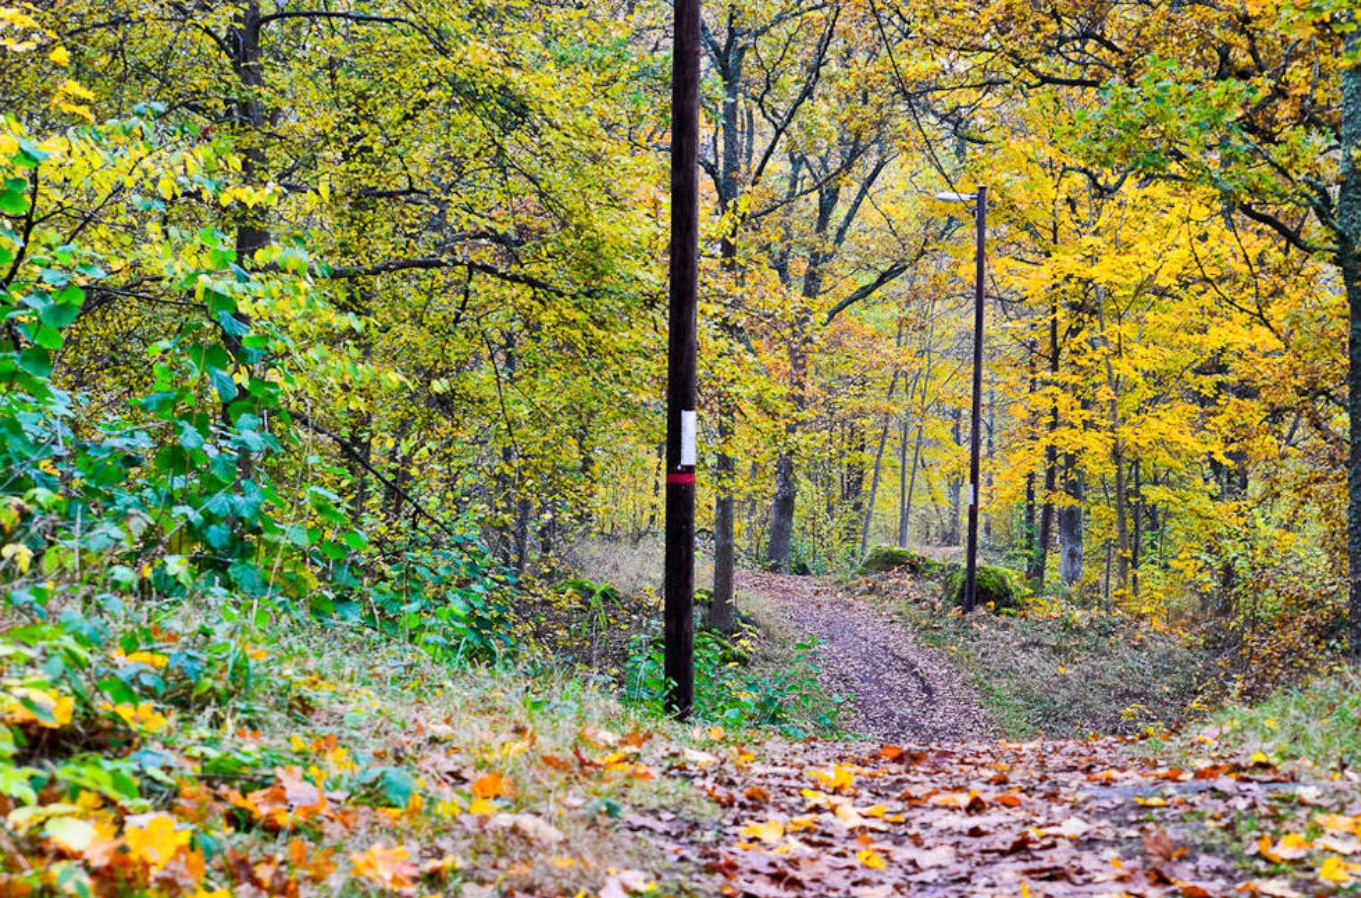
[
  {"xmin": 963, "ymin": 185, "xmax": 987, "ymax": 614},
  {"xmin": 664, "ymin": 0, "xmax": 701, "ymax": 717}
]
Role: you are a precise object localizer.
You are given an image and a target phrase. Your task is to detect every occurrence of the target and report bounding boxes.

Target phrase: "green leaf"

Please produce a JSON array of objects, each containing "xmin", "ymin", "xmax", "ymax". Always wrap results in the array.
[
  {"xmin": 0, "ymin": 763, "xmax": 38, "ymax": 804},
  {"xmin": 0, "ymin": 178, "xmax": 28, "ymax": 215},
  {"xmin": 39, "ymin": 301, "xmax": 80, "ymax": 329},
  {"xmin": 32, "ymin": 324, "xmax": 65, "ymax": 350},
  {"xmin": 378, "ymin": 767, "xmax": 417, "ymax": 808},
  {"xmin": 18, "ymin": 346, "xmax": 51, "ymax": 378},
  {"xmin": 209, "ymin": 367, "xmax": 237, "ymax": 402},
  {"xmin": 18, "ymin": 140, "xmax": 50, "ymax": 165}
]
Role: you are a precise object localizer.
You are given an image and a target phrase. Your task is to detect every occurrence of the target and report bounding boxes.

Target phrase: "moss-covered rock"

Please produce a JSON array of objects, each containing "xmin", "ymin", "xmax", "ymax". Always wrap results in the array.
[
  {"xmin": 860, "ymin": 545, "xmax": 939, "ymax": 575},
  {"xmin": 942, "ymin": 565, "xmax": 1019, "ymax": 612}
]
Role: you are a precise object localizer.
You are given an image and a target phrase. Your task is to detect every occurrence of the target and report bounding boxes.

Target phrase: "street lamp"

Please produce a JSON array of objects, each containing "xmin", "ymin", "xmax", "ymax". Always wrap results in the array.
[{"xmin": 934, "ymin": 186, "xmax": 987, "ymax": 614}]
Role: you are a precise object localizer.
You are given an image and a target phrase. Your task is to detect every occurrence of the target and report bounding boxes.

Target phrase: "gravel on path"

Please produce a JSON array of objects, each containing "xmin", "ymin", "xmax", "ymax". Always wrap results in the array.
[{"xmin": 737, "ymin": 570, "xmax": 995, "ymax": 744}]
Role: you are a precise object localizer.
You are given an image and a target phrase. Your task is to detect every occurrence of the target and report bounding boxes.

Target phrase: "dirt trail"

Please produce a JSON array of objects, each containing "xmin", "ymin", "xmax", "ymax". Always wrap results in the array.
[{"xmin": 737, "ymin": 571, "xmax": 993, "ymax": 743}]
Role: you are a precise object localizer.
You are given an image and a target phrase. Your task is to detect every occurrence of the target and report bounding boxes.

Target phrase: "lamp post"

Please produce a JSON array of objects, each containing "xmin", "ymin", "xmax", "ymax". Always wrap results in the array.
[{"xmin": 935, "ymin": 186, "xmax": 986, "ymax": 614}]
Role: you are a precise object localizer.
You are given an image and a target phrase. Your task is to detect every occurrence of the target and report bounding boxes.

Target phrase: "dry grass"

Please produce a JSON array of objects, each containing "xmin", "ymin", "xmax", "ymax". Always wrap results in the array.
[
  {"xmin": 260, "ymin": 624, "xmax": 719, "ymax": 895},
  {"xmin": 557, "ymin": 535, "xmax": 716, "ymax": 600},
  {"xmin": 1153, "ymin": 669, "xmax": 1361, "ymax": 774},
  {"xmin": 857, "ymin": 569, "xmax": 1214, "ymax": 738},
  {"xmin": 0, "ymin": 593, "xmax": 721, "ymax": 897}
]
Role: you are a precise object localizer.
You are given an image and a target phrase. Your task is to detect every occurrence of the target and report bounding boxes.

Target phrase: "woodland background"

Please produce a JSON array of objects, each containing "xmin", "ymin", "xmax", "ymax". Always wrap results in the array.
[
  {"xmin": 3, "ymin": 0, "xmax": 1361, "ymax": 894},
  {"xmin": 5, "ymin": 0, "xmax": 1349, "ymax": 677}
]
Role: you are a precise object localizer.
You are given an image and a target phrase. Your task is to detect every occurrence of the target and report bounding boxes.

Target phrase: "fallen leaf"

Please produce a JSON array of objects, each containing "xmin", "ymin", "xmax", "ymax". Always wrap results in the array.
[
  {"xmin": 1319, "ymin": 856, "xmax": 1358, "ymax": 884},
  {"xmin": 856, "ymin": 848, "xmax": 887, "ymax": 869},
  {"xmin": 470, "ymin": 771, "xmax": 510, "ymax": 800},
  {"xmin": 809, "ymin": 763, "xmax": 855, "ymax": 793},
  {"xmin": 1315, "ymin": 835, "xmax": 1361, "ymax": 855},
  {"xmin": 44, "ymin": 817, "xmax": 97, "ymax": 854},
  {"xmin": 683, "ymin": 748, "xmax": 719, "ymax": 766},
  {"xmin": 350, "ymin": 843, "xmax": 416, "ymax": 890},
  {"xmin": 124, "ymin": 813, "xmax": 192, "ymax": 872},
  {"xmin": 1237, "ymin": 879, "xmax": 1306, "ymax": 898},
  {"xmin": 739, "ymin": 819, "xmax": 785, "ymax": 845},
  {"xmin": 487, "ymin": 813, "xmax": 565, "ymax": 844},
  {"xmin": 599, "ymin": 868, "xmax": 653, "ymax": 898}
]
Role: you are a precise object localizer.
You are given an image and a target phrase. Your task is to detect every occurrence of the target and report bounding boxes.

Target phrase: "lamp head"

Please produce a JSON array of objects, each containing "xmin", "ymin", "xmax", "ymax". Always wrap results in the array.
[{"xmin": 934, "ymin": 191, "xmax": 976, "ymax": 202}]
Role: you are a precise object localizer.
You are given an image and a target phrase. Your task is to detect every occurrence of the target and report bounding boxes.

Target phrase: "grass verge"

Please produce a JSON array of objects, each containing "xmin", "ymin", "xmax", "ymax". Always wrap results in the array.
[
  {"xmin": 1151, "ymin": 669, "xmax": 1361, "ymax": 774},
  {"xmin": 1, "ymin": 595, "xmax": 722, "ymax": 897},
  {"xmin": 856, "ymin": 569, "xmax": 1213, "ymax": 738}
]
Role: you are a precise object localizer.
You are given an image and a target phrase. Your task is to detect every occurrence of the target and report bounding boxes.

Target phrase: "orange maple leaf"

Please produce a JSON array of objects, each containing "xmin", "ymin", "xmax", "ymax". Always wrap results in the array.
[
  {"xmin": 470, "ymin": 771, "xmax": 510, "ymax": 799},
  {"xmin": 350, "ymin": 843, "xmax": 417, "ymax": 890}
]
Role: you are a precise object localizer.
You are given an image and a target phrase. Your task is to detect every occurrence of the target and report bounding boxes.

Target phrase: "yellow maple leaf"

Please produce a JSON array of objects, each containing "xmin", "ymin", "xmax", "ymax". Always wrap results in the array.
[
  {"xmin": 809, "ymin": 763, "xmax": 855, "ymax": 792},
  {"xmin": 856, "ymin": 848, "xmax": 887, "ymax": 869},
  {"xmin": 1315, "ymin": 813, "xmax": 1358, "ymax": 834},
  {"xmin": 2, "ymin": 687, "xmax": 75, "ymax": 728},
  {"xmin": 350, "ymin": 843, "xmax": 416, "ymax": 889},
  {"xmin": 1272, "ymin": 833, "xmax": 1312, "ymax": 860},
  {"xmin": 1319, "ymin": 856, "xmax": 1358, "ymax": 884},
  {"xmin": 2, "ymin": 542, "xmax": 33, "ymax": 573},
  {"xmin": 103, "ymin": 701, "xmax": 170, "ymax": 733},
  {"xmin": 124, "ymin": 813, "xmax": 191, "ymax": 871},
  {"xmin": 739, "ymin": 819, "xmax": 785, "ymax": 844}
]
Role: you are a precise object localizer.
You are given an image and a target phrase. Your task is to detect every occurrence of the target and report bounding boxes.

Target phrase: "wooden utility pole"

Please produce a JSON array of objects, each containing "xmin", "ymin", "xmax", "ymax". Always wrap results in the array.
[
  {"xmin": 963, "ymin": 185, "xmax": 987, "ymax": 614},
  {"xmin": 663, "ymin": 0, "xmax": 701, "ymax": 717}
]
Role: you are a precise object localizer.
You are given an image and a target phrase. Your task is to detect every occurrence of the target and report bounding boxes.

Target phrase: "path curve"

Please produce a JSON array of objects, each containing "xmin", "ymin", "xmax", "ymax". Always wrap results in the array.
[{"xmin": 738, "ymin": 571, "xmax": 994, "ymax": 743}]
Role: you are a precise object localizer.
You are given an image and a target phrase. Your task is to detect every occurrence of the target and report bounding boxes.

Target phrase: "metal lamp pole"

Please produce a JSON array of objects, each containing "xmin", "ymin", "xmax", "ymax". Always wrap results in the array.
[{"xmin": 935, "ymin": 186, "xmax": 987, "ymax": 614}]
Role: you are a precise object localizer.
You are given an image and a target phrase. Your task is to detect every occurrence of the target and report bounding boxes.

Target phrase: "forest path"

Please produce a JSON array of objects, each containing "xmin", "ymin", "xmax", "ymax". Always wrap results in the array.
[
  {"xmin": 736, "ymin": 571, "xmax": 994, "ymax": 743},
  {"xmin": 663, "ymin": 574, "xmax": 1291, "ymax": 898}
]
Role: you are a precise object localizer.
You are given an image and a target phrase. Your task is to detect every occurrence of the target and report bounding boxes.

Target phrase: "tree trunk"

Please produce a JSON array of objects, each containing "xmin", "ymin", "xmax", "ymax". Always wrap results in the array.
[
  {"xmin": 946, "ymin": 407, "xmax": 962, "ymax": 546},
  {"xmin": 1058, "ymin": 453, "xmax": 1084, "ymax": 586},
  {"xmin": 904, "ymin": 421, "xmax": 925, "ymax": 548},
  {"xmin": 1025, "ymin": 471, "xmax": 1036, "ymax": 565},
  {"xmin": 710, "ymin": 407, "xmax": 737, "ymax": 632},
  {"xmin": 767, "ymin": 452, "xmax": 797, "ymax": 571},
  {"xmin": 228, "ymin": 0, "xmax": 270, "ymax": 266},
  {"xmin": 861, "ymin": 411, "xmax": 894, "ymax": 556},
  {"xmin": 843, "ymin": 419, "xmax": 866, "ymax": 545},
  {"xmin": 1341, "ymin": 23, "xmax": 1361, "ymax": 657},
  {"xmin": 710, "ymin": 37, "xmax": 745, "ymax": 619},
  {"xmin": 1097, "ymin": 290, "xmax": 1129, "ymax": 595},
  {"xmin": 896, "ymin": 415, "xmax": 911, "ymax": 546},
  {"xmin": 1131, "ymin": 459, "xmax": 1142, "ymax": 598},
  {"xmin": 1030, "ymin": 314, "xmax": 1060, "ymax": 588},
  {"xmin": 1113, "ymin": 456, "xmax": 1130, "ymax": 595},
  {"xmin": 221, "ymin": 0, "xmax": 269, "ymax": 431},
  {"xmin": 983, "ymin": 385, "xmax": 995, "ymax": 546}
]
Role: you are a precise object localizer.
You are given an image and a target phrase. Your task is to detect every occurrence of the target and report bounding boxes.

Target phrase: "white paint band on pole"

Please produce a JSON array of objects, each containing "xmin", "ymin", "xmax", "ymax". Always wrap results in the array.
[{"xmin": 680, "ymin": 410, "xmax": 697, "ymax": 467}]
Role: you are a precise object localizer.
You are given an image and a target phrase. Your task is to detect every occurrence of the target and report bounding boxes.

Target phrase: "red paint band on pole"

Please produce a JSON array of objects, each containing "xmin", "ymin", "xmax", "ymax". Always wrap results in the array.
[{"xmin": 666, "ymin": 472, "xmax": 696, "ymax": 485}]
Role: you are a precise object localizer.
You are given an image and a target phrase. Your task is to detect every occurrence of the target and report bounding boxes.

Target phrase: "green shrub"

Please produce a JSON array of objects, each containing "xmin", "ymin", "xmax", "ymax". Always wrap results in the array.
[
  {"xmin": 360, "ymin": 534, "xmax": 517, "ymax": 665},
  {"xmin": 620, "ymin": 628, "xmax": 841, "ymax": 737}
]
